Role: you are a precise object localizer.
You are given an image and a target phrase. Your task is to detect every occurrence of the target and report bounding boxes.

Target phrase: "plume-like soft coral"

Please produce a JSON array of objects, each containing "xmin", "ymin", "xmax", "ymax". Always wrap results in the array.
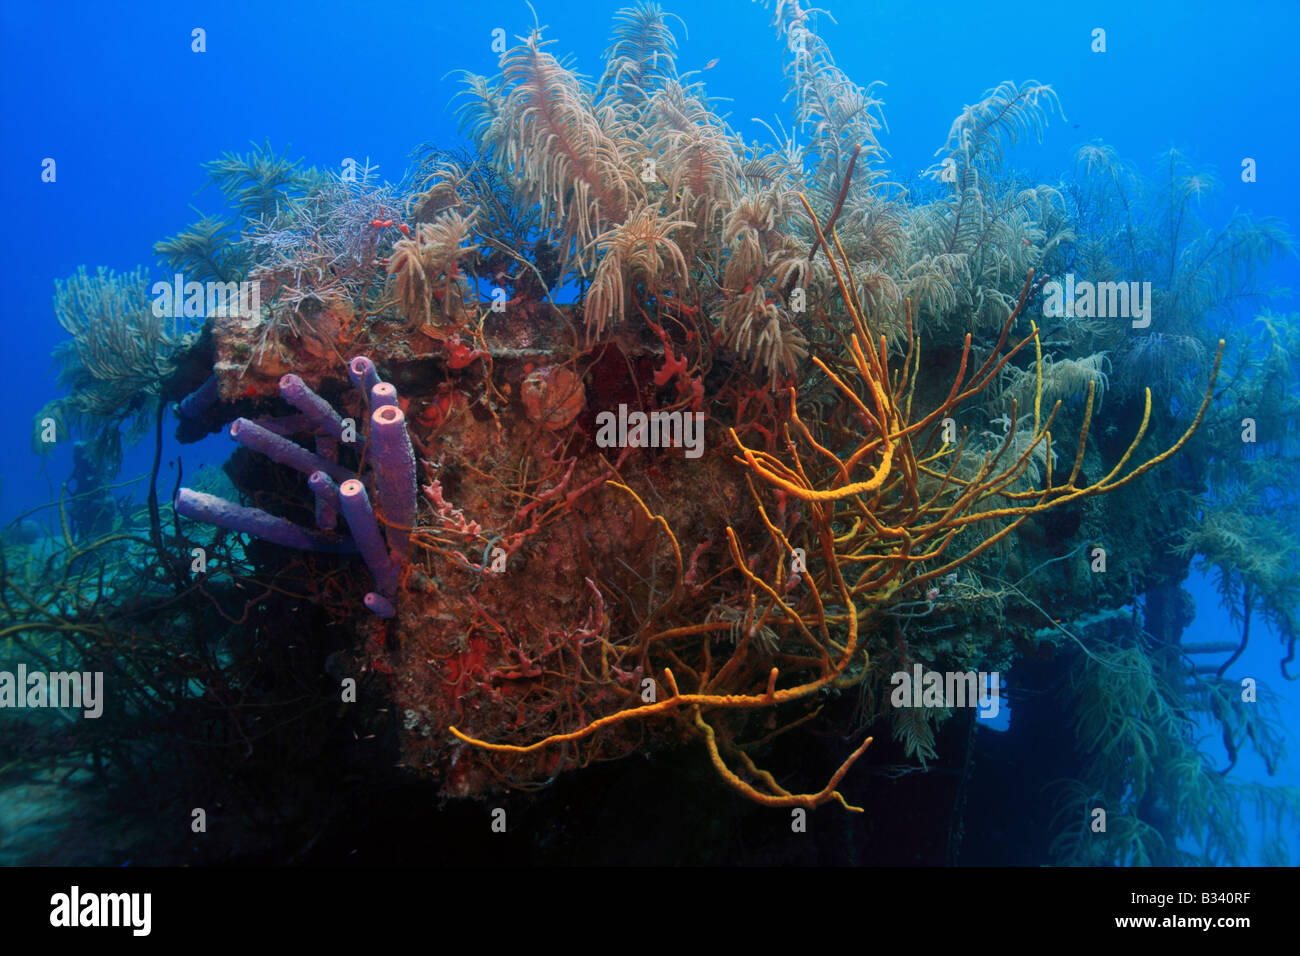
[
  {"xmin": 387, "ymin": 211, "xmax": 479, "ymax": 328},
  {"xmin": 584, "ymin": 203, "xmax": 693, "ymax": 337},
  {"xmin": 468, "ymin": 27, "xmax": 643, "ymax": 272}
]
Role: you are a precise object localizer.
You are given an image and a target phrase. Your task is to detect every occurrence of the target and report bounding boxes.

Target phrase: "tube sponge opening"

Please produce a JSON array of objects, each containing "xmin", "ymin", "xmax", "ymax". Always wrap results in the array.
[
  {"xmin": 371, "ymin": 381, "xmax": 399, "ymax": 410},
  {"xmin": 348, "ymin": 356, "xmax": 381, "ymax": 402},
  {"xmin": 364, "ymin": 592, "xmax": 396, "ymax": 618}
]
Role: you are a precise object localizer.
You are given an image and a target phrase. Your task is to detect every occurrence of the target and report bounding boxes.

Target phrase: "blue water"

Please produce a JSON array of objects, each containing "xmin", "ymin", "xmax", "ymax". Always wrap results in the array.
[{"xmin": 2, "ymin": 0, "xmax": 1297, "ymax": 864}]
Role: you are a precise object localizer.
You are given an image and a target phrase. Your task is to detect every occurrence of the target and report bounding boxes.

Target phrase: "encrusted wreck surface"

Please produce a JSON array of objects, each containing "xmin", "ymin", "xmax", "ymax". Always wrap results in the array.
[
  {"xmin": 199, "ymin": 300, "xmax": 761, "ymax": 798},
  {"xmin": 148, "ymin": 0, "xmax": 1237, "ymax": 827}
]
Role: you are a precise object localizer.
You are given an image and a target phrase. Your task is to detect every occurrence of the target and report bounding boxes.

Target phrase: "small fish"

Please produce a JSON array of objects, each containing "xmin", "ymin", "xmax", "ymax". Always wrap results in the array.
[{"xmin": 703, "ymin": 58, "xmax": 719, "ymax": 70}]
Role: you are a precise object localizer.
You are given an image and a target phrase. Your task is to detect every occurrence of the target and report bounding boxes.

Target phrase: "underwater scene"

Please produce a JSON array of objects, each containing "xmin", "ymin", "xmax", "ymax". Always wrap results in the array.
[{"xmin": 2, "ymin": 0, "xmax": 1299, "ymax": 878}]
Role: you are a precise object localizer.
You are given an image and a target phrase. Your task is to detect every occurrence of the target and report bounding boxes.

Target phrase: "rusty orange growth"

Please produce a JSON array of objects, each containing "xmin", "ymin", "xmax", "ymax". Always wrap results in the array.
[
  {"xmin": 448, "ymin": 197, "xmax": 1224, "ymax": 812},
  {"xmin": 449, "ymin": 479, "xmax": 875, "ymax": 811},
  {"xmin": 734, "ymin": 197, "xmax": 1224, "ymax": 621}
]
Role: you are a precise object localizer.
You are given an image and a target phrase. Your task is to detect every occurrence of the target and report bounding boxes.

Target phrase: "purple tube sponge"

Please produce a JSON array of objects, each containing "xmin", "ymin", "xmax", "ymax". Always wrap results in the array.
[
  {"xmin": 314, "ymin": 431, "xmax": 340, "ymax": 529},
  {"xmin": 250, "ymin": 413, "xmax": 315, "ymax": 437},
  {"xmin": 180, "ymin": 356, "xmax": 417, "ymax": 617},
  {"xmin": 308, "ymin": 470, "xmax": 341, "ymax": 509},
  {"xmin": 369, "ymin": 404, "xmax": 416, "ymax": 560},
  {"xmin": 364, "ymin": 592, "xmax": 396, "ymax": 619},
  {"xmin": 229, "ymin": 418, "xmax": 353, "ymax": 484},
  {"xmin": 279, "ymin": 374, "xmax": 347, "ymax": 442},
  {"xmin": 370, "ymin": 381, "xmax": 399, "ymax": 411},
  {"xmin": 337, "ymin": 478, "xmax": 398, "ymax": 596},
  {"xmin": 178, "ymin": 373, "xmax": 219, "ymax": 420},
  {"xmin": 348, "ymin": 356, "xmax": 381, "ymax": 403},
  {"xmin": 308, "ymin": 469, "xmax": 340, "ymax": 531},
  {"xmin": 175, "ymin": 488, "xmax": 356, "ymax": 554}
]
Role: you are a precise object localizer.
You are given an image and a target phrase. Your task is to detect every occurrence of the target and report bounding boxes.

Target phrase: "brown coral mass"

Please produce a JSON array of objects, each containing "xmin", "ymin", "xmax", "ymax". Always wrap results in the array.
[{"xmin": 520, "ymin": 365, "xmax": 586, "ymax": 429}]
